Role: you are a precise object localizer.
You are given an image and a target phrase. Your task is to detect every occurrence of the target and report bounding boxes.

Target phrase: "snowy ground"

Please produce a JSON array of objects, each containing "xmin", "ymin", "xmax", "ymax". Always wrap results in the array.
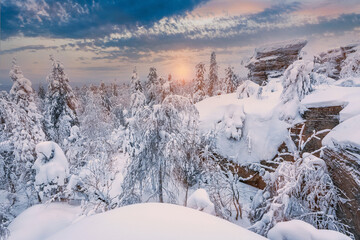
[{"xmin": 8, "ymin": 202, "xmax": 266, "ymax": 240}]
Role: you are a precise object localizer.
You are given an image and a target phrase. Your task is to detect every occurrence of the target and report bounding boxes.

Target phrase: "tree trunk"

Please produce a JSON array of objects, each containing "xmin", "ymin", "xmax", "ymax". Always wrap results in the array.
[
  {"xmin": 158, "ymin": 164, "xmax": 163, "ymax": 203},
  {"xmin": 185, "ymin": 182, "xmax": 189, "ymax": 206}
]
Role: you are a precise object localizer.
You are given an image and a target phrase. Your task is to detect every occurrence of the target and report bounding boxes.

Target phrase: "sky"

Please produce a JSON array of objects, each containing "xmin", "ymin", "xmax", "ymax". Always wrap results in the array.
[{"xmin": 1, "ymin": 0, "xmax": 360, "ymax": 90}]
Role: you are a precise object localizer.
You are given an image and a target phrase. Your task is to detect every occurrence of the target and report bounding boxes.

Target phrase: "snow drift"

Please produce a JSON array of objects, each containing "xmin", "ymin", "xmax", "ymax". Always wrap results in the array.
[{"xmin": 47, "ymin": 203, "xmax": 266, "ymax": 240}]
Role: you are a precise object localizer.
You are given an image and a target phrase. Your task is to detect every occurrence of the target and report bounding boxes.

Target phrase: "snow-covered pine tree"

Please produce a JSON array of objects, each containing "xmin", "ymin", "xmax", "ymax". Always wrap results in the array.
[
  {"xmin": 44, "ymin": 56, "xmax": 79, "ymax": 147},
  {"xmin": 0, "ymin": 92, "xmax": 17, "ymax": 193},
  {"xmin": 160, "ymin": 74, "xmax": 173, "ymax": 102},
  {"xmin": 130, "ymin": 67, "xmax": 143, "ymax": 93},
  {"xmin": 223, "ymin": 66, "xmax": 237, "ymax": 93},
  {"xmin": 37, "ymin": 84, "xmax": 46, "ymax": 101},
  {"xmin": 208, "ymin": 51, "xmax": 219, "ymax": 96},
  {"xmin": 0, "ymin": 60, "xmax": 46, "ymax": 227},
  {"xmin": 193, "ymin": 63, "xmax": 207, "ymax": 103},
  {"xmin": 8, "ymin": 59, "xmax": 45, "ymax": 195},
  {"xmin": 129, "ymin": 68, "xmax": 146, "ymax": 118},
  {"xmin": 281, "ymin": 60, "xmax": 313, "ymax": 104},
  {"xmin": 145, "ymin": 67, "xmax": 161, "ymax": 105},
  {"xmin": 279, "ymin": 60, "xmax": 313, "ymax": 122}
]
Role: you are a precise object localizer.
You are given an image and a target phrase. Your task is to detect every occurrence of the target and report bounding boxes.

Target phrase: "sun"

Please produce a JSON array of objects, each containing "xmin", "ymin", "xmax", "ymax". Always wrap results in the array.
[{"xmin": 173, "ymin": 61, "xmax": 191, "ymax": 81}]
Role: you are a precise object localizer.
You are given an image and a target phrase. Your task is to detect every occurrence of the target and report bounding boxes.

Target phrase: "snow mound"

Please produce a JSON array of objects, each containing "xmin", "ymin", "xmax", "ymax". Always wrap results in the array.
[
  {"xmin": 322, "ymin": 114, "xmax": 360, "ymax": 150},
  {"xmin": 47, "ymin": 203, "xmax": 266, "ymax": 240},
  {"xmin": 187, "ymin": 189, "xmax": 215, "ymax": 215},
  {"xmin": 268, "ymin": 220, "xmax": 351, "ymax": 240},
  {"xmin": 33, "ymin": 141, "xmax": 69, "ymax": 188},
  {"xmin": 8, "ymin": 203, "xmax": 81, "ymax": 240}
]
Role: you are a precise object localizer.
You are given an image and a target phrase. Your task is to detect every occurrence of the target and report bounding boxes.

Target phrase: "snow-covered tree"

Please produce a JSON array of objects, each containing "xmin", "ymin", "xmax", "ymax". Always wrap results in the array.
[
  {"xmin": 37, "ymin": 84, "xmax": 46, "ymax": 100},
  {"xmin": 33, "ymin": 141, "xmax": 69, "ymax": 202},
  {"xmin": 223, "ymin": 66, "xmax": 237, "ymax": 93},
  {"xmin": 68, "ymin": 155, "xmax": 122, "ymax": 215},
  {"xmin": 121, "ymin": 95, "xmax": 201, "ymax": 205},
  {"xmin": 130, "ymin": 67, "xmax": 142, "ymax": 93},
  {"xmin": 193, "ymin": 63, "xmax": 207, "ymax": 103},
  {"xmin": 3, "ymin": 60, "xmax": 45, "ymax": 205},
  {"xmin": 249, "ymin": 125, "xmax": 346, "ymax": 237},
  {"xmin": 129, "ymin": 68, "xmax": 146, "ymax": 118},
  {"xmin": 44, "ymin": 56, "xmax": 78, "ymax": 146},
  {"xmin": 159, "ymin": 74, "xmax": 173, "ymax": 102},
  {"xmin": 145, "ymin": 67, "xmax": 161, "ymax": 105},
  {"xmin": 208, "ymin": 52, "xmax": 219, "ymax": 96},
  {"xmin": 281, "ymin": 60, "xmax": 313, "ymax": 103}
]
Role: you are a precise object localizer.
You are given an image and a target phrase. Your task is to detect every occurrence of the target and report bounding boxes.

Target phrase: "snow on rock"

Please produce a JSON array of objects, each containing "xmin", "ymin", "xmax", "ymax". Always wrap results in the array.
[
  {"xmin": 8, "ymin": 203, "xmax": 81, "ymax": 240},
  {"xmin": 47, "ymin": 203, "xmax": 267, "ymax": 240},
  {"xmin": 246, "ymin": 39, "xmax": 307, "ymax": 85},
  {"xmin": 301, "ymin": 84, "xmax": 360, "ymax": 122},
  {"xmin": 322, "ymin": 114, "xmax": 360, "ymax": 150},
  {"xmin": 268, "ymin": 220, "xmax": 351, "ymax": 240},
  {"xmin": 187, "ymin": 189, "xmax": 215, "ymax": 215},
  {"xmin": 313, "ymin": 43, "xmax": 359, "ymax": 80},
  {"xmin": 196, "ymin": 83, "xmax": 291, "ymax": 164},
  {"xmin": 33, "ymin": 141, "xmax": 69, "ymax": 190}
]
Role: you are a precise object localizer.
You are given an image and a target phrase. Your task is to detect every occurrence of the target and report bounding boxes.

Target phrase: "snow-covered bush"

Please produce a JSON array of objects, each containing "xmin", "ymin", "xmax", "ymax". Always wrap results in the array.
[
  {"xmin": 236, "ymin": 80, "xmax": 260, "ymax": 99},
  {"xmin": 69, "ymin": 157, "xmax": 121, "ymax": 215},
  {"xmin": 268, "ymin": 220, "xmax": 352, "ymax": 240},
  {"xmin": 33, "ymin": 141, "xmax": 69, "ymax": 202},
  {"xmin": 187, "ymin": 189, "xmax": 215, "ymax": 215}
]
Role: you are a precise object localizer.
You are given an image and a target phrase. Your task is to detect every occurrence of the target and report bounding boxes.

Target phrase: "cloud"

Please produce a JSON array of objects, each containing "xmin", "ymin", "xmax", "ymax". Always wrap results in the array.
[
  {"xmin": 1, "ymin": 45, "xmax": 58, "ymax": 55},
  {"xmin": 1, "ymin": 0, "xmax": 209, "ymax": 39}
]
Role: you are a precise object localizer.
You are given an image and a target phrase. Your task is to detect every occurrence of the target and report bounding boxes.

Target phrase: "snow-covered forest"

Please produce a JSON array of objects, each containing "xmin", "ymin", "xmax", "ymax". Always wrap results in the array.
[{"xmin": 1, "ymin": 40, "xmax": 360, "ymax": 240}]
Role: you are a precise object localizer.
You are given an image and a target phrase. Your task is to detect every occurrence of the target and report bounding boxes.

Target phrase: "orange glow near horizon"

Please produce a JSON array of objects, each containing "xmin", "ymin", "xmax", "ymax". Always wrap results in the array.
[{"xmin": 173, "ymin": 61, "xmax": 192, "ymax": 81}]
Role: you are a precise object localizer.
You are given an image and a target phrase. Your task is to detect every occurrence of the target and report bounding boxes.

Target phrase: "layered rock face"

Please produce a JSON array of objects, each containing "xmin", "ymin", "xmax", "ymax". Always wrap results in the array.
[
  {"xmin": 322, "ymin": 148, "xmax": 360, "ymax": 240},
  {"xmin": 246, "ymin": 39, "xmax": 307, "ymax": 85},
  {"xmin": 314, "ymin": 44, "xmax": 358, "ymax": 80},
  {"xmin": 293, "ymin": 106, "xmax": 360, "ymax": 239}
]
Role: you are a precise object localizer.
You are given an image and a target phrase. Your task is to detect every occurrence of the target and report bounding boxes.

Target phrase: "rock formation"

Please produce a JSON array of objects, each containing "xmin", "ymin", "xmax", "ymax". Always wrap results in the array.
[
  {"xmin": 246, "ymin": 39, "xmax": 307, "ymax": 85},
  {"xmin": 313, "ymin": 44, "xmax": 358, "ymax": 80}
]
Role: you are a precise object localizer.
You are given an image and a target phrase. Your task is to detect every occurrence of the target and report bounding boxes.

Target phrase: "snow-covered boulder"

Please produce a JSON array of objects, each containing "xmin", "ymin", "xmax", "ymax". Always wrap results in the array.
[
  {"xmin": 268, "ymin": 220, "xmax": 351, "ymax": 240},
  {"xmin": 33, "ymin": 141, "xmax": 69, "ymax": 200},
  {"xmin": 246, "ymin": 39, "xmax": 307, "ymax": 85},
  {"xmin": 187, "ymin": 189, "xmax": 215, "ymax": 215}
]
